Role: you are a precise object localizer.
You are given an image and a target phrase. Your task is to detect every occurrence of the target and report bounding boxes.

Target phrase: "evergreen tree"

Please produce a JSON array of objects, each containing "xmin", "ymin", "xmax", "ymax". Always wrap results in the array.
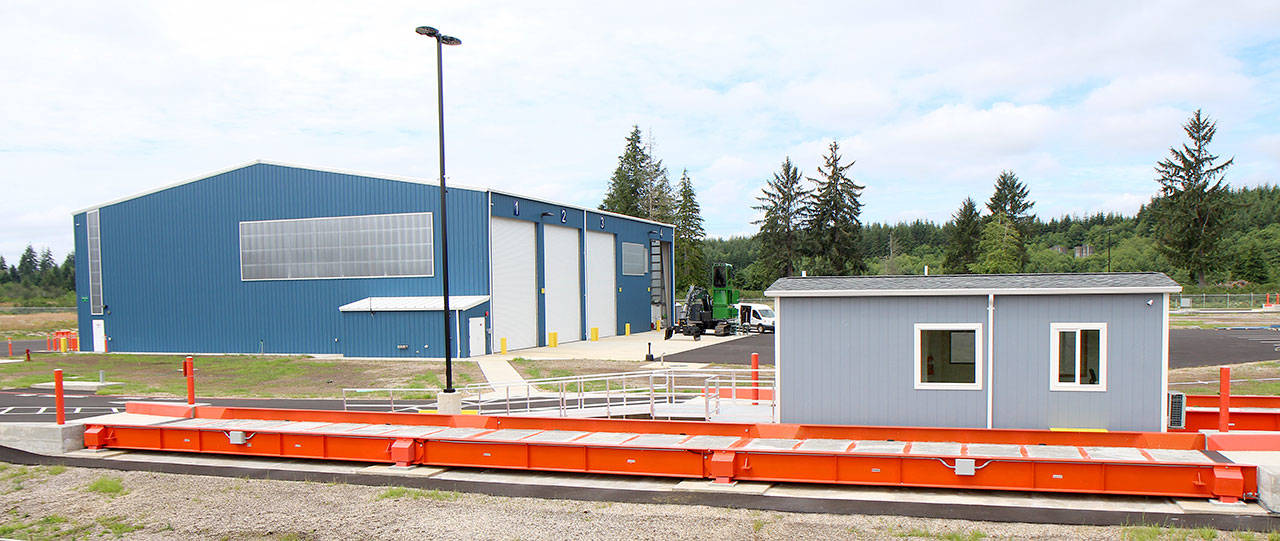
[
  {"xmin": 60, "ymin": 252, "xmax": 75, "ymax": 290},
  {"xmin": 600, "ymin": 126, "xmax": 648, "ymax": 218},
  {"xmin": 0, "ymin": 256, "xmax": 7, "ymax": 284},
  {"xmin": 985, "ymin": 170, "xmax": 1034, "ymax": 270},
  {"xmin": 1234, "ymin": 244, "xmax": 1270, "ymax": 284},
  {"xmin": 673, "ymin": 170, "xmax": 707, "ymax": 291},
  {"xmin": 1152, "ymin": 110, "xmax": 1235, "ymax": 287},
  {"xmin": 752, "ymin": 157, "xmax": 810, "ymax": 281},
  {"xmin": 943, "ymin": 197, "xmax": 982, "ymax": 274},
  {"xmin": 803, "ymin": 141, "xmax": 866, "ymax": 275},
  {"xmin": 970, "ymin": 212, "xmax": 1022, "ymax": 274},
  {"xmin": 640, "ymin": 152, "xmax": 676, "ymax": 223},
  {"xmin": 16, "ymin": 246, "xmax": 37, "ymax": 284}
]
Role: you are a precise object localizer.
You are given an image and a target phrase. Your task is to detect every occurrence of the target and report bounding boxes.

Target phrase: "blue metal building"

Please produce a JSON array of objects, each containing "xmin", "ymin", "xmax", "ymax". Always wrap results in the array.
[{"xmin": 73, "ymin": 161, "xmax": 674, "ymax": 358}]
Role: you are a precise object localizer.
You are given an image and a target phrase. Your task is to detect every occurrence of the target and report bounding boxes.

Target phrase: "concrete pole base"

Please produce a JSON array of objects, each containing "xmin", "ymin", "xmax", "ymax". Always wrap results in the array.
[{"xmin": 437, "ymin": 390, "xmax": 463, "ymax": 415}]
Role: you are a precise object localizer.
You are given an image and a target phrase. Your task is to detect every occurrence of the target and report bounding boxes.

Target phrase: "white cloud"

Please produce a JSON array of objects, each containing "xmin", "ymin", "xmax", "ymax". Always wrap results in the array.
[{"xmin": 2, "ymin": 1, "xmax": 1279, "ymax": 261}]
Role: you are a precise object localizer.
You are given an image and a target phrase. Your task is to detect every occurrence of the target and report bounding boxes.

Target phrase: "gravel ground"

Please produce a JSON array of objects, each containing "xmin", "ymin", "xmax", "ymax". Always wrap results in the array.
[{"xmin": 0, "ymin": 462, "xmax": 1264, "ymax": 540}]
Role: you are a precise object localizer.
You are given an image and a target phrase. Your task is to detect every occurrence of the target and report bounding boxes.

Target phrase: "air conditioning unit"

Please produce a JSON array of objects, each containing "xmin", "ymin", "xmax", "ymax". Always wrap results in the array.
[{"xmin": 1168, "ymin": 391, "xmax": 1186, "ymax": 430}]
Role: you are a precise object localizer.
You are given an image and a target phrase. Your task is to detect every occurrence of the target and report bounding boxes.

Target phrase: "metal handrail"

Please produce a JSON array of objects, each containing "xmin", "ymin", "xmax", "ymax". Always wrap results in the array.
[{"xmin": 341, "ymin": 367, "xmax": 777, "ymax": 421}]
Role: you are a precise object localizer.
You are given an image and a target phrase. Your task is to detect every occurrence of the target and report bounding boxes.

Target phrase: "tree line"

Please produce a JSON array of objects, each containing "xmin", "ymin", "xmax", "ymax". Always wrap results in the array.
[
  {"xmin": 0, "ymin": 245, "xmax": 76, "ymax": 302},
  {"xmin": 601, "ymin": 110, "xmax": 1276, "ymax": 293}
]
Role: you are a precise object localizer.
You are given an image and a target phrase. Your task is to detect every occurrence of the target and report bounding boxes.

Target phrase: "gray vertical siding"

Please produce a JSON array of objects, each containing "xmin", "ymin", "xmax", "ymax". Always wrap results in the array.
[
  {"xmin": 778, "ymin": 292, "xmax": 1165, "ymax": 431},
  {"xmin": 993, "ymin": 294, "xmax": 1163, "ymax": 431},
  {"xmin": 779, "ymin": 295, "xmax": 990, "ymax": 428}
]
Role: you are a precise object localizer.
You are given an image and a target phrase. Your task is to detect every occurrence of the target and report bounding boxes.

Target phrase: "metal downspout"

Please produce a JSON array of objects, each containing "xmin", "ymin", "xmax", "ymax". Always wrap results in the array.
[{"xmin": 987, "ymin": 293, "xmax": 995, "ymax": 430}]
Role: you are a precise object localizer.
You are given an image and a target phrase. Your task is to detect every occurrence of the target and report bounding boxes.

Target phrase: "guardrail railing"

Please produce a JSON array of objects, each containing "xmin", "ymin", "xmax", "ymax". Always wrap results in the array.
[{"xmin": 341, "ymin": 367, "xmax": 777, "ymax": 422}]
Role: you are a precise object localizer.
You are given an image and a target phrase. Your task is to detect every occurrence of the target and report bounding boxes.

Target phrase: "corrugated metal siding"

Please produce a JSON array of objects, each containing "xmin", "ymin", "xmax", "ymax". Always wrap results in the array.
[
  {"xmin": 779, "ymin": 296, "xmax": 989, "ymax": 428},
  {"xmin": 72, "ymin": 213, "xmax": 91, "ymax": 349},
  {"xmin": 583, "ymin": 210, "xmax": 673, "ymax": 335},
  {"xmin": 339, "ymin": 302, "xmax": 489, "ymax": 358},
  {"xmin": 76, "ymin": 163, "xmax": 489, "ymax": 354},
  {"xmin": 993, "ymin": 294, "xmax": 1163, "ymax": 431}
]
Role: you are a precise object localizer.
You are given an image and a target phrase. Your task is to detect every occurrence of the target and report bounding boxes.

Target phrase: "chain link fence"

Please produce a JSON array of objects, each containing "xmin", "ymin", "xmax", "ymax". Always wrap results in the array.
[{"xmin": 1170, "ymin": 293, "xmax": 1279, "ymax": 310}]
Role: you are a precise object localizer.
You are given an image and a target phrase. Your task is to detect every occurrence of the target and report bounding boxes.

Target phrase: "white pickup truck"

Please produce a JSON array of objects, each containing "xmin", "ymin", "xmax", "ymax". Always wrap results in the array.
[{"xmin": 733, "ymin": 302, "xmax": 776, "ymax": 333}]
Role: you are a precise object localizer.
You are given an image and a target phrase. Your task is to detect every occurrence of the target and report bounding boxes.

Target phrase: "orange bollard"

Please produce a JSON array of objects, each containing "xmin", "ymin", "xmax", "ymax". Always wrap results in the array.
[
  {"xmin": 6, "ymin": 337, "xmax": 10, "ymax": 357},
  {"xmin": 751, "ymin": 352, "xmax": 760, "ymax": 405},
  {"xmin": 184, "ymin": 356, "xmax": 195, "ymax": 405},
  {"xmin": 54, "ymin": 369, "xmax": 65, "ymax": 425},
  {"xmin": 1219, "ymin": 366, "xmax": 1231, "ymax": 433},
  {"xmin": 46, "ymin": 336, "xmax": 51, "ymax": 351}
]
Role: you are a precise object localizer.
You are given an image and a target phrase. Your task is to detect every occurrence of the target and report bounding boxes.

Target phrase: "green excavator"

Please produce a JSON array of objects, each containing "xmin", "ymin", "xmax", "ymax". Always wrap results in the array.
[{"xmin": 664, "ymin": 263, "xmax": 740, "ymax": 340}]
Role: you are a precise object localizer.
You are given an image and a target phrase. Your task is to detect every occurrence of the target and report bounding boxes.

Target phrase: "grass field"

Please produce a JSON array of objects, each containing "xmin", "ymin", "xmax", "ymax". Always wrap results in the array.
[
  {"xmin": 0, "ymin": 311, "xmax": 76, "ymax": 340},
  {"xmin": 0, "ymin": 353, "xmax": 484, "ymax": 398},
  {"xmin": 1170, "ymin": 360, "xmax": 1280, "ymax": 395}
]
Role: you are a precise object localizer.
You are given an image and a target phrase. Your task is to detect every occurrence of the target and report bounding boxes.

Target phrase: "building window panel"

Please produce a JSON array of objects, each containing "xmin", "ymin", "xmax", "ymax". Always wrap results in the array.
[
  {"xmin": 621, "ymin": 242, "xmax": 647, "ymax": 276},
  {"xmin": 239, "ymin": 212, "xmax": 433, "ymax": 281},
  {"xmin": 913, "ymin": 323, "xmax": 983, "ymax": 390},
  {"xmin": 86, "ymin": 209, "xmax": 104, "ymax": 315},
  {"xmin": 1050, "ymin": 323, "xmax": 1107, "ymax": 391}
]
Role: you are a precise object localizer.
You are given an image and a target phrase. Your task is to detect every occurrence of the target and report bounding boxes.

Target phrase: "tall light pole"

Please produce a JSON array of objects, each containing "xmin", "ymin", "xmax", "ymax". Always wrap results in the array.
[{"xmin": 416, "ymin": 25, "xmax": 462, "ymax": 402}]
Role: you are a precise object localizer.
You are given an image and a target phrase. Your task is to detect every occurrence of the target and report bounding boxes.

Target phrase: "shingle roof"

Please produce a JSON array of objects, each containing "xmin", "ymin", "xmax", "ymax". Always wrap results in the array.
[{"xmin": 765, "ymin": 272, "xmax": 1181, "ymax": 297}]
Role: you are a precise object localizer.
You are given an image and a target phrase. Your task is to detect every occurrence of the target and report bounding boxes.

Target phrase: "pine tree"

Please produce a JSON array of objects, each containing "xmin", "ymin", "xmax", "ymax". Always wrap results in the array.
[
  {"xmin": 1152, "ymin": 110, "xmax": 1235, "ymax": 287},
  {"xmin": 970, "ymin": 212, "xmax": 1022, "ymax": 274},
  {"xmin": 0, "ymin": 256, "xmax": 7, "ymax": 284},
  {"xmin": 1234, "ymin": 244, "xmax": 1270, "ymax": 284},
  {"xmin": 600, "ymin": 126, "xmax": 648, "ymax": 218},
  {"xmin": 985, "ymin": 170, "xmax": 1034, "ymax": 270},
  {"xmin": 803, "ymin": 141, "xmax": 866, "ymax": 275},
  {"xmin": 752, "ymin": 157, "xmax": 810, "ymax": 281},
  {"xmin": 944, "ymin": 198, "xmax": 982, "ymax": 274},
  {"xmin": 883, "ymin": 231, "xmax": 902, "ymax": 275},
  {"xmin": 16, "ymin": 246, "xmax": 37, "ymax": 284},
  {"xmin": 673, "ymin": 170, "xmax": 707, "ymax": 291},
  {"xmin": 60, "ymin": 252, "xmax": 75, "ymax": 290},
  {"xmin": 640, "ymin": 152, "xmax": 676, "ymax": 223}
]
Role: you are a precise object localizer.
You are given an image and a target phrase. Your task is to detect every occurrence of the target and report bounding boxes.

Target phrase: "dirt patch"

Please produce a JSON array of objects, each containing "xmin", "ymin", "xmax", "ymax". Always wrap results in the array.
[
  {"xmin": 0, "ymin": 311, "xmax": 77, "ymax": 340},
  {"xmin": 0, "ymin": 462, "xmax": 1226, "ymax": 540},
  {"xmin": 0, "ymin": 353, "xmax": 484, "ymax": 399}
]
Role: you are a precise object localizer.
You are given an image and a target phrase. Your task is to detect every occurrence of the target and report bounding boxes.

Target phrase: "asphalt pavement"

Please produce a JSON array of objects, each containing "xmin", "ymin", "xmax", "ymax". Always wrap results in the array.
[{"xmin": 4, "ymin": 339, "xmax": 45, "ymax": 356}]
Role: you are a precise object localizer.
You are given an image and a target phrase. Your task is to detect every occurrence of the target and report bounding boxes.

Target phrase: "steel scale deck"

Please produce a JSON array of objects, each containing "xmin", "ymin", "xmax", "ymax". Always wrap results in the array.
[{"xmin": 81, "ymin": 404, "xmax": 1256, "ymax": 502}]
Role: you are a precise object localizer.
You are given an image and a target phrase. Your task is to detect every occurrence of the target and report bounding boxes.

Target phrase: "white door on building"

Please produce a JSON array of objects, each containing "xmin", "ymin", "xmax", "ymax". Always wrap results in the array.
[
  {"xmin": 490, "ymin": 217, "xmax": 538, "ymax": 350},
  {"xmin": 468, "ymin": 317, "xmax": 486, "ymax": 357},
  {"xmin": 584, "ymin": 230, "xmax": 617, "ymax": 338},
  {"xmin": 542, "ymin": 224, "xmax": 581, "ymax": 343},
  {"xmin": 92, "ymin": 319, "xmax": 106, "ymax": 352}
]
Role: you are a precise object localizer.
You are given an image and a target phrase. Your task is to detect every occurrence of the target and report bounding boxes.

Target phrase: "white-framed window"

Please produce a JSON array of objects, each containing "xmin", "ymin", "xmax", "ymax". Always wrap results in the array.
[
  {"xmin": 913, "ymin": 323, "xmax": 983, "ymax": 390},
  {"xmin": 1049, "ymin": 322, "xmax": 1107, "ymax": 391}
]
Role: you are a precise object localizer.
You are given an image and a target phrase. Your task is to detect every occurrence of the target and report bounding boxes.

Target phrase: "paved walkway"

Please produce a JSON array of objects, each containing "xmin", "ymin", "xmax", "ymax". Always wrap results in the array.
[{"xmin": 477, "ymin": 330, "xmax": 752, "ymax": 362}]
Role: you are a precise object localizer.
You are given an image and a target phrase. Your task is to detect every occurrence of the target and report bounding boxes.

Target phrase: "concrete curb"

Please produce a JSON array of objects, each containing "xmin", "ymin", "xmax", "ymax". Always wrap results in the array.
[{"xmin": 0, "ymin": 445, "xmax": 1275, "ymax": 531}]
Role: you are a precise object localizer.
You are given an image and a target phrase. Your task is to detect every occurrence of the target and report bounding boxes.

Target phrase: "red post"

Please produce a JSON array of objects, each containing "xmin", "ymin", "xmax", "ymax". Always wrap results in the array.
[
  {"xmin": 184, "ymin": 356, "xmax": 195, "ymax": 405},
  {"xmin": 1219, "ymin": 366, "xmax": 1231, "ymax": 433},
  {"xmin": 25, "ymin": 349, "xmax": 30, "ymax": 362},
  {"xmin": 54, "ymin": 369, "xmax": 65, "ymax": 425},
  {"xmin": 751, "ymin": 352, "xmax": 760, "ymax": 405}
]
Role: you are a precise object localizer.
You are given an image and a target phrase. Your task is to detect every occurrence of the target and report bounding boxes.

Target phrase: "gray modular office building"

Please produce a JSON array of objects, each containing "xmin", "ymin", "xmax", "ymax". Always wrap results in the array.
[{"xmin": 765, "ymin": 272, "xmax": 1182, "ymax": 431}]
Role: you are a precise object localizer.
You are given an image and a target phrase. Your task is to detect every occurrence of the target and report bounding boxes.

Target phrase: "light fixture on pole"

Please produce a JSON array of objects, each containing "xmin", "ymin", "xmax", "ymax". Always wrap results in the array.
[{"xmin": 416, "ymin": 25, "xmax": 462, "ymax": 403}]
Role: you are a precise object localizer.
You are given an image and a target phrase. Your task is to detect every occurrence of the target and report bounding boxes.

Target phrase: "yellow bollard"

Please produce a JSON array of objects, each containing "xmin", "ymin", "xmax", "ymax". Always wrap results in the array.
[
  {"xmin": 625, "ymin": 323, "xmax": 631, "ymax": 336},
  {"xmin": 656, "ymin": 319, "xmax": 662, "ymax": 332},
  {"xmin": 59, "ymin": 337, "xmax": 67, "ymax": 353},
  {"xmin": 549, "ymin": 332, "xmax": 558, "ymax": 348},
  {"xmin": 500, "ymin": 337, "xmax": 507, "ymax": 355},
  {"xmin": 590, "ymin": 327, "xmax": 599, "ymax": 341}
]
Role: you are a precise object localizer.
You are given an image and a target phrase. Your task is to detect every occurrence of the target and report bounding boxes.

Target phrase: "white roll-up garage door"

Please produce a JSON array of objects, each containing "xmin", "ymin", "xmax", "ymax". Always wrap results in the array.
[
  {"xmin": 584, "ymin": 230, "xmax": 617, "ymax": 338},
  {"xmin": 490, "ymin": 217, "xmax": 537, "ymax": 350},
  {"xmin": 542, "ymin": 224, "xmax": 581, "ymax": 343}
]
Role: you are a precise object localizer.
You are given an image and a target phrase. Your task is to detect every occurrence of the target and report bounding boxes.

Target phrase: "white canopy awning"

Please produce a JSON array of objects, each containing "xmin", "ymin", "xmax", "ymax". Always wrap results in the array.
[{"xmin": 338, "ymin": 295, "xmax": 490, "ymax": 312}]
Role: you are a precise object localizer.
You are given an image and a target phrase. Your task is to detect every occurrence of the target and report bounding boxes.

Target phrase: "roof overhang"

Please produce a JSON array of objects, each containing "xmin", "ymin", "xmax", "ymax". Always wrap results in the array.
[
  {"xmin": 765, "ymin": 287, "xmax": 1182, "ymax": 298},
  {"xmin": 339, "ymin": 295, "xmax": 490, "ymax": 312}
]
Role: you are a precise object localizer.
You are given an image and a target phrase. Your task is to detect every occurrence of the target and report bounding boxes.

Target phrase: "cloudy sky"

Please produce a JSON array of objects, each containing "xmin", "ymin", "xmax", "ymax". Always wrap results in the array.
[{"xmin": 3, "ymin": 1, "xmax": 1279, "ymax": 262}]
